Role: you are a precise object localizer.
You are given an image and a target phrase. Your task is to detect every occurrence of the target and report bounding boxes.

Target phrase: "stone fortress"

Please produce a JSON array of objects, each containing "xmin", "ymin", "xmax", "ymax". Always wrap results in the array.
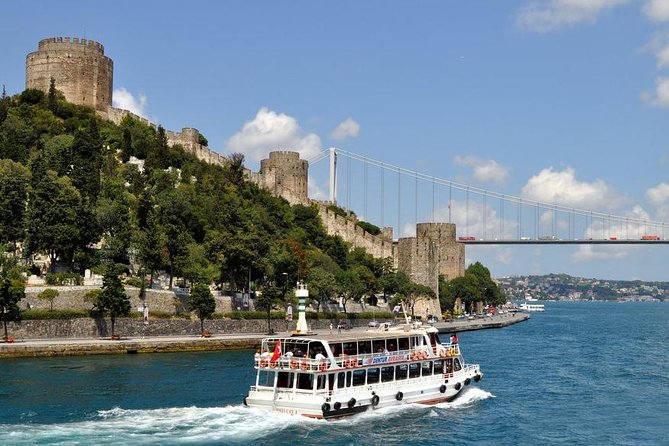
[{"xmin": 26, "ymin": 37, "xmax": 465, "ymax": 318}]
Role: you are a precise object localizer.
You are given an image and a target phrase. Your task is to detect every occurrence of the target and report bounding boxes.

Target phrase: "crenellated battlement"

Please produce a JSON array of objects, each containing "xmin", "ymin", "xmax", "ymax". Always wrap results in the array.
[{"xmin": 38, "ymin": 37, "xmax": 105, "ymax": 53}]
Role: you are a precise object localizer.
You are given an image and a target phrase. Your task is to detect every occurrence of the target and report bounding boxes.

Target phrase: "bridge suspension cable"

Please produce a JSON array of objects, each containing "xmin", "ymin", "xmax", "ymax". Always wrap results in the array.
[{"xmin": 317, "ymin": 148, "xmax": 667, "ymax": 236}]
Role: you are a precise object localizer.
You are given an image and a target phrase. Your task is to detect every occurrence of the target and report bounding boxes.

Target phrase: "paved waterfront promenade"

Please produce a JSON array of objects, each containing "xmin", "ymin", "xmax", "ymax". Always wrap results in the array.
[{"xmin": 0, "ymin": 312, "xmax": 528, "ymax": 358}]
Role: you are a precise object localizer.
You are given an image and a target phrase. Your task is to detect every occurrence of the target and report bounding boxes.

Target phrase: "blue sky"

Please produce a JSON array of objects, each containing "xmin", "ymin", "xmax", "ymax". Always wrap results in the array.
[{"xmin": 2, "ymin": 1, "xmax": 668, "ymax": 281}]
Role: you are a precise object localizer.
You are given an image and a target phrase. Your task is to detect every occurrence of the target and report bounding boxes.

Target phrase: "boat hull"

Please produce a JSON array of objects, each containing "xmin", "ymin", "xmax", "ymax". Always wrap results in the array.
[{"xmin": 245, "ymin": 367, "xmax": 482, "ymax": 419}]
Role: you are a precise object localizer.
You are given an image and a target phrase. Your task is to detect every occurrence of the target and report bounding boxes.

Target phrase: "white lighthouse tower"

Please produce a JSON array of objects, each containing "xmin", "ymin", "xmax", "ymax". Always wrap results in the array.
[{"xmin": 293, "ymin": 281, "xmax": 312, "ymax": 335}]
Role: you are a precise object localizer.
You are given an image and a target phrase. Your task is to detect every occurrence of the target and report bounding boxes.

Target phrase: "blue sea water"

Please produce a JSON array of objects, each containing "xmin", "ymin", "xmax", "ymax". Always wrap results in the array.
[{"xmin": 0, "ymin": 301, "xmax": 667, "ymax": 445}]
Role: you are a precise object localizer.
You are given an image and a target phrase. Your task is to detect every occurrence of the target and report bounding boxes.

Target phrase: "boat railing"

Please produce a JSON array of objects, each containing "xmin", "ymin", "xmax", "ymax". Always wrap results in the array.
[{"xmin": 255, "ymin": 344, "xmax": 461, "ymax": 371}]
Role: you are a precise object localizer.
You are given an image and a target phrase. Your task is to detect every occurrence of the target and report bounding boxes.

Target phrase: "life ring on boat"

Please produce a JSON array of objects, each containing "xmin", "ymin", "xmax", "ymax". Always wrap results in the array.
[
  {"xmin": 395, "ymin": 391, "xmax": 404, "ymax": 401},
  {"xmin": 319, "ymin": 361, "xmax": 327, "ymax": 372},
  {"xmin": 321, "ymin": 403, "xmax": 331, "ymax": 413},
  {"xmin": 290, "ymin": 359, "xmax": 299, "ymax": 369},
  {"xmin": 465, "ymin": 378, "xmax": 471, "ymax": 386},
  {"xmin": 301, "ymin": 360, "xmax": 309, "ymax": 371},
  {"xmin": 454, "ymin": 382, "xmax": 462, "ymax": 391},
  {"xmin": 259, "ymin": 359, "xmax": 268, "ymax": 368},
  {"xmin": 439, "ymin": 349, "xmax": 447, "ymax": 358},
  {"xmin": 269, "ymin": 361, "xmax": 278, "ymax": 368},
  {"xmin": 371, "ymin": 395, "xmax": 380, "ymax": 407},
  {"xmin": 439, "ymin": 384, "xmax": 447, "ymax": 393},
  {"xmin": 450, "ymin": 347, "xmax": 456, "ymax": 356},
  {"xmin": 334, "ymin": 401, "xmax": 342, "ymax": 410},
  {"xmin": 421, "ymin": 350, "xmax": 428, "ymax": 360},
  {"xmin": 348, "ymin": 398, "xmax": 356, "ymax": 409},
  {"xmin": 410, "ymin": 351, "xmax": 419, "ymax": 361},
  {"xmin": 474, "ymin": 374, "xmax": 481, "ymax": 382},
  {"xmin": 243, "ymin": 397, "xmax": 248, "ymax": 406},
  {"xmin": 347, "ymin": 358, "xmax": 357, "ymax": 368}
]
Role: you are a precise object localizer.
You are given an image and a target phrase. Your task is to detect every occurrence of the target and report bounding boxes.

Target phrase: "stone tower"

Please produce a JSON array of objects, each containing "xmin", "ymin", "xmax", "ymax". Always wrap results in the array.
[
  {"xmin": 26, "ymin": 37, "xmax": 113, "ymax": 112},
  {"xmin": 256, "ymin": 151, "xmax": 309, "ymax": 204},
  {"xmin": 416, "ymin": 223, "xmax": 465, "ymax": 281}
]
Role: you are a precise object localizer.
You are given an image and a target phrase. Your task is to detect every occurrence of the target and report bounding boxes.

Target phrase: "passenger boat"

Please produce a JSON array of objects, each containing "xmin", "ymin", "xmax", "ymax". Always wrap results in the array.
[
  {"xmin": 244, "ymin": 284, "xmax": 483, "ymax": 419},
  {"xmin": 519, "ymin": 303, "xmax": 545, "ymax": 312}
]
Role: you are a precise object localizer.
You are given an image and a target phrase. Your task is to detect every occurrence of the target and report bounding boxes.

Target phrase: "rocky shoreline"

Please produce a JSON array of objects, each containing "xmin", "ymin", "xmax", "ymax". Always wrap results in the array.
[{"xmin": 0, "ymin": 312, "xmax": 529, "ymax": 358}]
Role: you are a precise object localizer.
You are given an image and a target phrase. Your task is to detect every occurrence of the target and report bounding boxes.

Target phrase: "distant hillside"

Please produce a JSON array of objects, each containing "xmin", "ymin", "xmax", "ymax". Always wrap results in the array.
[{"xmin": 496, "ymin": 273, "xmax": 669, "ymax": 302}]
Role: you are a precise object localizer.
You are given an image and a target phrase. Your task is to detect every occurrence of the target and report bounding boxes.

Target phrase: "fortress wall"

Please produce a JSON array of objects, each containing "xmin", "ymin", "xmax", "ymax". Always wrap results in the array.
[
  {"xmin": 317, "ymin": 205, "xmax": 395, "ymax": 260},
  {"xmin": 256, "ymin": 151, "xmax": 309, "ymax": 204},
  {"xmin": 416, "ymin": 223, "xmax": 465, "ymax": 281},
  {"xmin": 26, "ymin": 37, "xmax": 113, "ymax": 112}
]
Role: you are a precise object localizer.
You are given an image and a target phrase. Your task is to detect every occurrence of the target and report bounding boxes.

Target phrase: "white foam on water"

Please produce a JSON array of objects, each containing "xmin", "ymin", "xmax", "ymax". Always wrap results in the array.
[
  {"xmin": 0, "ymin": 388, "xmax": 493, "ymax": 445},
  {"xmin": 0, "ymin": 405, "xmax": 313, "ymax": 445}
]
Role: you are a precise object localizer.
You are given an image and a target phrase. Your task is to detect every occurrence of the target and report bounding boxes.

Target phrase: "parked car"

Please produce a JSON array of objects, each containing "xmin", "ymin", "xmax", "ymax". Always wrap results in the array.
[
  {"xmin": 368, "ymin": 320, "xmax": 380, "ymax": 328},
  {"xmin": 426, "ymin": 315, "xmax": 438, "ymax": 325},
  {"xmin": 336, "ymin": 321, "xmax": 351, "ymax": 330},
  {"xmin": 384, "ymin": 320, "xmax": 396, "ymax": 327}
]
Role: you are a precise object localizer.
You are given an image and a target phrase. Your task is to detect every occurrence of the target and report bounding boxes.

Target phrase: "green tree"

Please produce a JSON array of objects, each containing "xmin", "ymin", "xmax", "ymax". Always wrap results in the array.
[
  {"xmin": 442, "ymin": 274, "xmax": 482, "ymax": 314},
  {"xmin": 0, "ymin": 250, "xmax": 25, "ymax": 341},
  {"xmin": 256, "ymin": 283, "xmax": 284, "ymax": 334},
  {"xmin": 466, "ymin": 261, "xmax": 505, "ymax": 307},
  {"xmin": 25, "ymin": 170, "xmax": 89, "ymax": 269},
  {"xmin": 38, "ymin": 288, "xmax": 59, "ymax": 311},
  {"xmin": 70, "ymin": 118, "xmax": 102, "ymax": 202},
  {"xmin": 0, "ymin": 159, "xmax": 30, "ymax": 249},
  {"xmin": 307, "ymin": 267, "xmax": 337, "ymax": 313},
  {"xmin": 47, "ymin": 78, "xmax": 58, "ymax": 113},
  {"xmin": 189, "ymin": 282, "xmax": 216, "ymax": 334},
  {"xmin": 96, "ymin": 263, "xmax": 131, "ymax": 338}
]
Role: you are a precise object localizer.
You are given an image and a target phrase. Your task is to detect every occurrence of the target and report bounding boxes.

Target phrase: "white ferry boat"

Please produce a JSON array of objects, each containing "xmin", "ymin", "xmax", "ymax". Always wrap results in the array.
[
  {"xmin": 244, "ymin": 286, "xmax": 482, "ymax": 419},
  {"xmin": 519, "ymin": 303, "xmax": 545, "ymax": 312}
]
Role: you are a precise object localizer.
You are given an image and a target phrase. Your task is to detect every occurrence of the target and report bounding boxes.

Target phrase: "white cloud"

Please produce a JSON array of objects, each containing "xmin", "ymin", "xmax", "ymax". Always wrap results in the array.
[
  {"xmin": 571, "ymin": 244, "xmax": 633, "ymax": 261},
  {"xmin": 646, "ymin": 32, "xmax": 669, "ymax": 68},
  {"xmin": 308, "ymin": 175, "xmax": 329, "ymax": 201},
  {"xmin": 644, "ymin": 0, "xmax": 669, "ymax": 21},
  {"xmin": 112, "ymin": 87, "xmax": 148, "ymax": 118},
  {"xmin": 516, "ymin": 0, "xmax": 628, "ymax": 32},
  {"xmin": 646, "ymin": 182, "xmax": 669, "ymax": 204},
  {"xmin": 454, "ymin": 155, "xmax": 509, "ymax": 184},
  {"xmin": 226, "ymin": 107, "xmax": 322, "ymax": 162},
  {"xmin": 401, "ymin": 223, "xmax": 416, "ymax": 238},
  {"xmin": 520, "ymin": 167, "xmax": 618, "ymax": 210},
  {"xmin": 330, "ymin": 118, "xmax": 360, "ymax": 140},
  {"xmin": 641, "ymin": 77, "xmax": 669, "ymax": 106}
]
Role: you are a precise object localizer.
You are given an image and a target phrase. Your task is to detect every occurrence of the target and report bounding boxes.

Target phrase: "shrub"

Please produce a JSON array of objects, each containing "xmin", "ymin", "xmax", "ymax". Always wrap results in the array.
[
  {"xmin": 356, "ymin": 221, "xmax": 381, "ymax": 235},
  {"xmin": 45, "ymin": 273, "xmax": 83, "ymax": 286},
  {"xmin": 22, "ymin": 309, "xmax": 91, "ymax": 320}
]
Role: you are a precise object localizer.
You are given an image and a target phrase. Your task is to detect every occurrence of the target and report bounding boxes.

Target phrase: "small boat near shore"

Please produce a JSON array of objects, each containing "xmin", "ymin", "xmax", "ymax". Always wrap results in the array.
[
  {"xmin": 244, "ymin": 284, "xmax": 483, "ymax": 419},
  {"xmin": 519, "ymin": 303, "xmax": 545, "ymax": 312}
]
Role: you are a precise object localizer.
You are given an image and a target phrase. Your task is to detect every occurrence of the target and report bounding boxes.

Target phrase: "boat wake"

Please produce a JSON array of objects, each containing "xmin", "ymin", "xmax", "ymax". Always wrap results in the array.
[
  {"xmin": 0, "ymin": 405, "xmax": 313, "ymax": 445},
  {"xmin": 0, "ymin": 388, "xmax": 493, "ymax": 445}
]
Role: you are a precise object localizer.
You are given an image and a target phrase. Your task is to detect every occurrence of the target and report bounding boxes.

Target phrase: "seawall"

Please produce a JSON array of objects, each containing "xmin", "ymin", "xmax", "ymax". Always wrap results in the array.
[{"xmin": 0, "ymin": 313, "xmax": 529, "ymax": 358}]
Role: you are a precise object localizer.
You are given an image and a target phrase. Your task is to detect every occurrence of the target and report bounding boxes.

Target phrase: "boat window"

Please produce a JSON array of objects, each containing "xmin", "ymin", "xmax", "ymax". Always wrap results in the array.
[
  {"xmin": 434, "ymin": 333, "xmax": 442, "ymax": 344},
  {"xmin": 257, "ymin": 370, "xmax": 273, "ymax": 386},
  {"xmin": 453, "ymin": 358, "xmax": 462, "ymax": 372},
  {"xmin": 372, "ymin": 339, "xmax": 386, "ymax": 353},
  {"xmin": 410, "ymin": 337, "xmax": 422, "ymax": 349},
  {"xmin": 387, "ymin": 340, "xmax": 398, "ymax": 352},
  {"xmin": 367, "ymin": 367, "xmax": 380, "ymax": 384},
  {"xmin": 381, "ymin": 366, "xmax": 394, "ymax": 382},
  {"xmin": 331, "ymin": 343, "xmax": 343, "ymax": 357},
  {"xmin": 395, "ymin": 364, "xmax": 408, "ymax": 380},
  {"xmin": 297, "ymin": 373, "xmax": 313, "ymax": 390},
  {"xmin": 346, "ymin": 371, "xmax": 352, "ymax": 387},
  {"xmin": 358, "ymin": 341, "xmax": 372, "ymax": 355},
  {"xmin": 337, "ymin": 372, "xmax": 346, "ymax": 389},
  {"xmin": 433, "ymin": 360, "xmax": 444, "ymax": 374},
  {"xmin": 421, "ymin": 361, "xmax": 432, "ymax": 376},
  {"xmin": 309, "ymin": 342, "xmax": 325, "ymax": 357},
  {"xmin": 398, "ymin": 337, "xmax": 409, "ymax": 351},
  {"xmin": 343, "ymin": 342, "xmax": 357, "ymax": 356},
  {"xmin": 352, "ymin": 369, "xmax": 366, "ymax": 386},
  {"xmin": 277, "ymin": 371, "xmax": 294, "ymax": 389},
  {"xmin": 444, "ymin": 358, "xmax": 453, "ymax": 374},
  {"xmin": 328, "ymin": 373, "xmax": 335, "ymax": 392},
  {"xmin": 316, "ymin": 374, "xmax": 326, "ymax": 390},
  {"xmin": 409, "ymin": 363, "xmax": 421, "ymax": 379}
]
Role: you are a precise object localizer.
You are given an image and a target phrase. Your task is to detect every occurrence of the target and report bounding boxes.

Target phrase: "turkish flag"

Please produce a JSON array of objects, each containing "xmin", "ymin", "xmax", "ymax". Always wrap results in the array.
[{"xmin": 270, "ymin": 340, "xmax": 282, "ymax": 363}]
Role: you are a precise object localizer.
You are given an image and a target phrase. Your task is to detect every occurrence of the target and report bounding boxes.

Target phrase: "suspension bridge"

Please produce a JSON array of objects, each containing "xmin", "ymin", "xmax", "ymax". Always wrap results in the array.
[{"xmin": 307, "ymin": 148, "xmax": 668, "ymax": 245}]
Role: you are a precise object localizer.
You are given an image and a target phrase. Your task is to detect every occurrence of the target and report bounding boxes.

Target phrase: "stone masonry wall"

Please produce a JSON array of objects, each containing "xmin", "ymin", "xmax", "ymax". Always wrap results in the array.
[
  {"xmin": 396, "ymin": 237, "xmax": 441, "ymax": 318},
  {"xmin": 26, "ymin": 37, "xmax": 113, "ymax": 112},
  {"xmin": 317, "ymin": 204, "xmax": 395, "ymax": 260}
]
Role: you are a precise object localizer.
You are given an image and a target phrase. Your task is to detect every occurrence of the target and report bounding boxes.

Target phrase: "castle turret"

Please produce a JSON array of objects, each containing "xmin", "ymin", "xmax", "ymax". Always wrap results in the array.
[
  {"xmin": 257, "ymin": 151, "xmax": 309, "ymax": 204},
  {"xmin": 26, "ymin": 37, "xmax": 113, "ymax": 112}
]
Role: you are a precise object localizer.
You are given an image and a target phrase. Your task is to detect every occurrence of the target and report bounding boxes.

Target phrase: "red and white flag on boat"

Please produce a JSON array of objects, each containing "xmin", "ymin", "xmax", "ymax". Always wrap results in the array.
[{"xmin": 270, "ymin": 340, "xmax": 282, "ymax": 363}]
